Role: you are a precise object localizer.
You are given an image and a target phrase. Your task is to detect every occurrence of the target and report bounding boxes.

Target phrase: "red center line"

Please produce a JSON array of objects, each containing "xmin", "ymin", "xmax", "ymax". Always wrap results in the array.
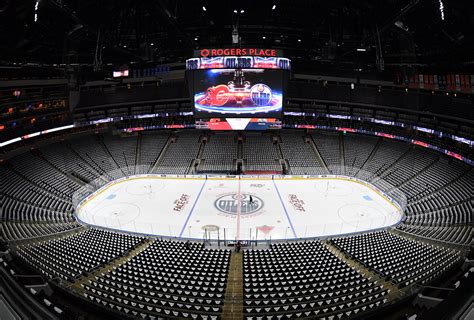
[{"xmin": 236, "ymin": 176, "xmax": 241, "ymax": 241}]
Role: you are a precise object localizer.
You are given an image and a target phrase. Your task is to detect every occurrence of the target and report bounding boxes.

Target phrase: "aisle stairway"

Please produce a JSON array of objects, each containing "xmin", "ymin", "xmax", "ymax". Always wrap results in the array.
[
  {"xmin": 324, "ymin": 240, "xmax": 401, "ymax": 302},
  {"xmin": 70, "ymin": 238, "xmax": 153, "ymax": 292},
  {"xmin": 308, "ymin": 134, "xmax": 330, "ymax": 174},
  {"xmin": 222, "ymin": 252, "xmax": 244, "ymax": 320}
]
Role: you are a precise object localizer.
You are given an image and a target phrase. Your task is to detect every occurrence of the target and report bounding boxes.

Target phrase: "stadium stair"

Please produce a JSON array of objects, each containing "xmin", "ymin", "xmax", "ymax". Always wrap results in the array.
[
  {"xmin": 370, "ymin": 145, "xmax": 413, "ymax": 182},
  {"xmin": 31, "ymin": 149, "xmax": 88, "ymax": 188},
  {"xmin": 221, "ymin": 252, "xmax": 244, "ymax": 320},
  {"xmin": 392, "ymin": 155, "xmax": 441, "ymax": 191},
  {"xmin": 308, "ymin": 134, "xmax": 331, "ymax": 174},
  {"xmin": 198, "ymin": 135, "xmax": 208, "ymax": 157},
  {"xmin": 135, "ymin": 132, "xmax": 142, "ymax": 174},
  {"xmin": 193, "ymin": 135, "xmax": 207, "ymax": 174},
  {"xmin": 409, "ymin": 166, "xmax": 472, "ymax": 205},
  {"xmin": 30, "ymin": 150, "xmax": 70, "ymax": 180},
  {"xmin": 5, "ymin": 163, "xmax": 69, "ymax": 202},
  {"xmin": 66, "ymin": 171, "xmax": 89, "ymax": 186},
  {"xmin": 339, "ymin": 132, "xmax": 346, "ymax": 175},
  {"xmin": 356, "ymin": 137, "xmax": 383, "ymax": 176},
  {"xmin": 237, "ymin": 135, "xmax": 243, "ymax": 159},
  {"xmin": 274, "ymin": 137, "xmax": 291, "ymax": 174},
  {"xmin": 150, "ymin": 133, "xmax": 173, "ymax": 173},
  {"xmin": 69, "ymin": 238, "xmax": 153, "ymax": 293},
  {"xmin": 275, "ymin": 135, "xmax": 284, "ymax": 159},
  {"xmin": 95, "ymin": 134, "xmax": 124, "ymax": 175},
  {"xmin": 64, "ymin": 141, "xmax": 105, "ymax": 176},
  {"xmin": 323, "ymin": 240, "xmax": 401, "ymax": 302},
  {"xmin": 187, "ymin": 136, "xmax": 205, "ymax": 174}
]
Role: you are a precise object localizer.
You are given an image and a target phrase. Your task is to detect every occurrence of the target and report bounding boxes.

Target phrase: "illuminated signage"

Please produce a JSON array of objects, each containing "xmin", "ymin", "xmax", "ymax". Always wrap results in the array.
[
  {"xmin": 195, "ymin": 118, "xmax": 281, "ymax": 131},
  {"xmin": 113, "ymin": 70, "xmax": 129, "ymax": 78},
  {"xmin": 283, "ymin": 111, "xmax": 473, "ymax": 147},
  {"xmin": 287, "ymin": 124, "xmax": 473, "ymax": 166},
  {"xmin": 194, "ymin": 48, "xmax": 283, "ymax": 58},
  {"xmin": 0, "ymin": 125, "xmax": 74, "ymax": 148},
  {"xmin": 186, "ymin": 57, "xmax": 291, "ymax": 70}
]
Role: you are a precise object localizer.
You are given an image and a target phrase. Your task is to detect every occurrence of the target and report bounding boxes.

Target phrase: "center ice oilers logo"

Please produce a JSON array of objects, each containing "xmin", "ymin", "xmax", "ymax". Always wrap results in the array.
[{"xmin": 214, "ymin": 193, "xmax": 263, "ymax": 215}]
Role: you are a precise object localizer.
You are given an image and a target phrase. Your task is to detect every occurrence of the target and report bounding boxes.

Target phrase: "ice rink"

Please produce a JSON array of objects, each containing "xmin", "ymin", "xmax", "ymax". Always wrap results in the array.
[{"xmin": 75, "ymin": 175, "xmax": 404, "ymax": 241}]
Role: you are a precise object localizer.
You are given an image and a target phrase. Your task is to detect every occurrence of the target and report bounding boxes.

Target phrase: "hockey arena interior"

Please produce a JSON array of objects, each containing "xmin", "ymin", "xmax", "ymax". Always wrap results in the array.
[{"xmin": 0, "ymin": 1, "xmax": 473, "ymax": 319}]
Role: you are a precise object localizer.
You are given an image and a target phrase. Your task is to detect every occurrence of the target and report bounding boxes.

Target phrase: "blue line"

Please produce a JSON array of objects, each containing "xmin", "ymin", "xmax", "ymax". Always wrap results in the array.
[
  {"xmin": 178, "ymin": 178, "xmax": 207, "ymax": 237},
  {"xmin": 272, "ymin": 179, "xmax": 297, "ymax": 238}
]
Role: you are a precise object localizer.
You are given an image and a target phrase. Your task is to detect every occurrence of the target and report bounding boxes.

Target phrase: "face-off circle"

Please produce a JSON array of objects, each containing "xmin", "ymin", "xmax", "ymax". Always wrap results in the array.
[{"xmin": 89, "ymin": 203, "xmax": 141, "ymax": 228}]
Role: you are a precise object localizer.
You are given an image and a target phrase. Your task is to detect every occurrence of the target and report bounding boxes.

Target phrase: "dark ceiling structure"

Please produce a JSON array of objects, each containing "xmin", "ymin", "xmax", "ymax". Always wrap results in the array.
[{"xmin": 1, "ymin": 0, "xmax": 473, "ymax": 72}]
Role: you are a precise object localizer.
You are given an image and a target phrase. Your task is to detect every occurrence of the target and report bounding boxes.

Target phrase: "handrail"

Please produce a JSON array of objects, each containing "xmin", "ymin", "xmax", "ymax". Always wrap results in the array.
[
  {"xmin": 0, "ymin": 265, "xmax": 60, "ymax": 319},
  {"xmin": 8, "ymin": 226, "xmax": 85, "ymax": 246},
  {"xmin": 391, "ymin": 228, "xmax": 471, "ymax": 253}
]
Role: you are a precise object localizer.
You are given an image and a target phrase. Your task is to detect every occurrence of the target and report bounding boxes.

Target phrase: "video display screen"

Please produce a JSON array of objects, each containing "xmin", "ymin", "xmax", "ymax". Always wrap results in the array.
[
  {"xmin": 186, "ymin": 56, "xmax": 291, "ymax": 70},
  {"xmin": 192, "ymin": 68, "xmax": 284, "ymax": 119},
  {"xmin": 195, "ymin": 118, "xmax": 282, "ymax": 130}
]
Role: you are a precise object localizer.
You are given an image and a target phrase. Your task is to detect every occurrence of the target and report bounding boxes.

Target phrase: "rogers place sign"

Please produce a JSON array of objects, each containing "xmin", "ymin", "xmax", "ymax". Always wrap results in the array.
[{"xmin": 195, "ymin": 48, "xmax": 282, "ymax": 58}]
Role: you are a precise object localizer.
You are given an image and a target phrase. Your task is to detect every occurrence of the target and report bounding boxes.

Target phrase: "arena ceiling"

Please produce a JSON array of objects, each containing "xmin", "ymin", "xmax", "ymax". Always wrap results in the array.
[{"xmin": 0, "ymin": 0, "xmax": 473, "ymax": 71}]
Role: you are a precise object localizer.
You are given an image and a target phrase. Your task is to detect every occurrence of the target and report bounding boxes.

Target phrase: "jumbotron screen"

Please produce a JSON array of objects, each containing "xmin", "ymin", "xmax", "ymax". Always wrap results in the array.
[{"xmin": 192, "ymin": 68, "xmax": 284, "ymax": 119}]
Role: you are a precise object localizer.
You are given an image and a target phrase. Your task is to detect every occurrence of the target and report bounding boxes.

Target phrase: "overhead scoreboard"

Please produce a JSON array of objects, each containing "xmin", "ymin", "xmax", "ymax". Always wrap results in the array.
[{"xmin": 186, "ymin": 48, "xmax": 291, "ymax": 130}]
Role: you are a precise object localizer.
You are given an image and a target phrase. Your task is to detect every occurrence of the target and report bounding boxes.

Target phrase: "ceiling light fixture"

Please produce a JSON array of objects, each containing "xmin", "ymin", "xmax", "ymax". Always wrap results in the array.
[
  {"xmin": 438, "ymin": 0, "xmax": 445, "ymax": 20},
  {"xmin": 34, "ymin": 0, "xmax": 40, "ymax": 22}
]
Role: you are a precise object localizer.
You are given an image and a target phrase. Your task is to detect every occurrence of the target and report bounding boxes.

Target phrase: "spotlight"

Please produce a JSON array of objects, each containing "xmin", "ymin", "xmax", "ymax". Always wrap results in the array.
[
  {"xmin": 202, "ymin": 6, "xmax": 206, "ymax": 11},
  {"xmin": 439, "ymin": 0, "xmax": 445, "ymax": 20},
  {"xmin": 272, "ymin": 4, "xmax": 276, "ymax": 10},
  {"xmin": 34, "ymin": 0, "xmax": 40, "ymax": 22}
]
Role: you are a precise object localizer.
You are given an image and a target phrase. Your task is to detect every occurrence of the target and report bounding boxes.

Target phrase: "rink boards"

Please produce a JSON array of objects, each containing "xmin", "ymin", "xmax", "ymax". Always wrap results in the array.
[{"xmin": 75, "ymin": 174, "xmax": 404, "ymax": 241}]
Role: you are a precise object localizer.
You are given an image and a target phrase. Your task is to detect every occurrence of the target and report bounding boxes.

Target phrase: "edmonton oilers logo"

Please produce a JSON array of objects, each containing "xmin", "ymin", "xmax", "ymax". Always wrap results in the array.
[
  {"xmin": 215, "ymin": 194, "xmax": 263, "ymax": 215},
  {"xmin": 250, "ymin": 84, "xmax": 272, "ymax": 106}
]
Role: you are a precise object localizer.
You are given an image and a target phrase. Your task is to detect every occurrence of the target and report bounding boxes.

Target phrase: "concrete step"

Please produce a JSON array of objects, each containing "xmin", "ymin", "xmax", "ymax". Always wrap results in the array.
[{"xmin": 222, "ymin": 252, "xmax": 244, "ymax": 320}]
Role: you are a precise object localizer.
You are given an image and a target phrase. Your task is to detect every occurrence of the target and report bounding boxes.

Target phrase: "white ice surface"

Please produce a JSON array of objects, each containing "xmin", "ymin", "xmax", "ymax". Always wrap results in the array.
[{"xmin": 76, "ymin": 176, "xmax": 403, "ymax": 240}]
